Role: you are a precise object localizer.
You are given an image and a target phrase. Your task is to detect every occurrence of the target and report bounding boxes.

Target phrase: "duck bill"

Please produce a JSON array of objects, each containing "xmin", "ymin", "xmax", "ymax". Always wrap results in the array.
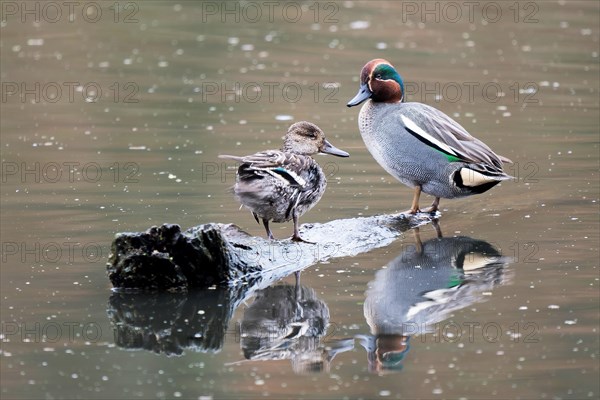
[
  {"xmin": 347, "ymin": 83, "xmax": 372, "ymax": 107},
  {"xmin": 321, "ymin": 139, "xmax": 350, "ymax": 157}
]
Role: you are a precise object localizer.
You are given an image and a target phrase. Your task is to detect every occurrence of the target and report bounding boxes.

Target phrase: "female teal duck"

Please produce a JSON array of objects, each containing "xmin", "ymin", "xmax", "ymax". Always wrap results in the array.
[
  {"xmin": 347, "ymin": 59, "xmax": 512, "ymax": 214},
  {"xmin": 220, "ymin": 121, "xmax": 349, "ymax": 241}
]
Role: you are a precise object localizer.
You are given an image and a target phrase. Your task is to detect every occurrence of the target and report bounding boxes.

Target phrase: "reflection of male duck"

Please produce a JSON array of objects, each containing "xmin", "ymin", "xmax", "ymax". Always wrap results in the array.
[
  {"xmin": 238, "ymin": 283, "xmax": 352, "ymax": 374},
  {"xmin": 360, "ymin": 224, "xmax": 510, "ymax": 372}
]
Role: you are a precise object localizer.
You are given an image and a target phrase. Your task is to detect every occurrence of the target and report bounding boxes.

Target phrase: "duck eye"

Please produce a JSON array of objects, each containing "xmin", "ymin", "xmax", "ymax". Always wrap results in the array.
[{"xmin": 375, "ymin": 73, "xmax": 382, "ymax": 79}]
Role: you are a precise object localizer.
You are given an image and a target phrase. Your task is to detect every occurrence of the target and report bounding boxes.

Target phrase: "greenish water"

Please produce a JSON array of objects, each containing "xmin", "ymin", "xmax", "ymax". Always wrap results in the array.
[{"xmin": 1, "ymin": 1, "xmax": 598, "ymax": 399}]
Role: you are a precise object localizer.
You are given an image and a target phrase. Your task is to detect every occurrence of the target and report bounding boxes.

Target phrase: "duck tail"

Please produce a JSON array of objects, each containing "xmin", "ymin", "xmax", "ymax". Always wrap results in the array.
[
  {"xmin": 454, "ymin": 164, "xmax": 513, "ymax": 194},
  {"xmin": 218, "ymin": 154, "xmax": 245, "ymax": 162}
]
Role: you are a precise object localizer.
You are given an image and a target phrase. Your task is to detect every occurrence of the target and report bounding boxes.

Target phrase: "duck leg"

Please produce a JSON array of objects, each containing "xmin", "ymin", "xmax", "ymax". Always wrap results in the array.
[
  {"xmin": 413, "ymin": 227, "xmax": 424, "ymax": 255},
  {"xmin": 432, "ymin": 218, "xmax": 443, "ymax": 238},
  {"xmin": 404, "ymin": 186, "xmax": 422, "ymax": 214},
  {"xmin": 262, "ymin": 219, "xmax": 275, "ymax": 240},
  {"xmin": 421, "ymin": 197, "xmax": 440, "ymax": 214},
  {"xmin": 294, "ymin": 271, "xmax": 301, "ymax": 293}
]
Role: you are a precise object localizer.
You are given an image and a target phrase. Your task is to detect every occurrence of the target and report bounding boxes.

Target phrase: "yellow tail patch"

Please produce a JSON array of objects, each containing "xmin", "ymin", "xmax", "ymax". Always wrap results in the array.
[{"xmin": 459, "ymin": 168, "xmax": 498, "ymax": 187}]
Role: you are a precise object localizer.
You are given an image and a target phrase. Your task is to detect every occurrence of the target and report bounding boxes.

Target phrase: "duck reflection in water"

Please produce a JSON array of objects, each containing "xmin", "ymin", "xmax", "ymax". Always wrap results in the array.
[
  {"xmin": 359, "ymin": 221, "xmax": 511, "ymax": 372},
  {"xmin": 234, "ymin": 283, "xmax": 352, "ymax": 374}
]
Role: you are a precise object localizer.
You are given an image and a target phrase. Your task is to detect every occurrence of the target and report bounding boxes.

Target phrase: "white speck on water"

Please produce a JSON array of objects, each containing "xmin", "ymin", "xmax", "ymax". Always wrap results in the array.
[
  {"xmin": 71, "ymin": 373, "xmax": 78, "ymax": 379},
  {"xmin": 432, "ymin": 388, "xmax": 443, "ymax": 395},
  {"xmin": 241, "ymin": 44, "xmax": 254, "ymax": 51},
  {"xmin": 158, "ymin": 61, "xmax": 169, "ymax": 68},
  {"xmin": 275, "ymin": 115, "xmax": 293, "ymax": 121},
  {"xmin": 379, "ymin": 390, "xmax": 391, "ymax": 397},
  {"xmin": 168, "ymin": 174, "xmax": 176, "ymax": 179},
  {"xmin": 255, "ymin": 379, "xmax": 265, "ymax": 386},
  {"xmin": 376, "ymin": 42, "xmax": 388, "ymax": 50},
  {"xmin": 197, "ymin": 310, "xmax": 205, "ymax": 315},
  {"xmin": 129, "ymin": 146, "xmax": 146, "ymax": 150},
  {"xmin": 350, "ymin": 20, "xmax": 370, "ymax": 30},
  {"xmin": 565, "ymin": 320, "xmax": 576, "ymax": 325},
  {"xmin": 519, "ymin": 306, "xmax": 528, "ymax": 310},
  {"xmin": 520, "ymin": 87, "xmax": 537, "ymax": 94},
  {"xmin": 27, "ymin": 38, "xmax": 44, "ymax": 46},
  {"xmin": 195, "ymin": 150, "xmax": 203, "ymax": 154},
  {"xmin": 228, "ymin": 37, "xmax": 240, "ymax": 45},
  {"xmin": 548, "ymin": 304, "xmax": 560, "ymax": 309}
]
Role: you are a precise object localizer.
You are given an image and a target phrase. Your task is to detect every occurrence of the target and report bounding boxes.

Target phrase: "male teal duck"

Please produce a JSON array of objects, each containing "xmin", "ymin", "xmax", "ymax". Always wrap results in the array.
[
  {"xmin": 220, "ymin": 121, "xmax": 349, "ymax": 241},
  {"xmin": 347, "ymin": 59, "xmax": 512, "ymax": 214}
]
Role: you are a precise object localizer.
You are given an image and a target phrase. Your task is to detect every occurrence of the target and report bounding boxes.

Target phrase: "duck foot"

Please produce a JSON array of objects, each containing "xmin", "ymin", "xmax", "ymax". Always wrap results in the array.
[
  {"xmin": 290, "ymin": 234, "xmax": 314, "ymax": 244},
  {"xmin": 290, "ymin": 214, "xmax": 314, "ymax": 243},
  {"xmin": 401, "ymin": 194, "xmax": 440, "ymax": 216}
]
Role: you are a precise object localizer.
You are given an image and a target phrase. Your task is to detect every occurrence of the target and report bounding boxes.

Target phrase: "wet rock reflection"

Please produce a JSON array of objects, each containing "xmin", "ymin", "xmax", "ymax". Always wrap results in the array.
[
  {"xmin": 360, "ymin": 226, "xmax": 511, "ymax": 372},
  {"xmin": 107, "ymin": 288, "xmax": 244, "ymax": 356}
]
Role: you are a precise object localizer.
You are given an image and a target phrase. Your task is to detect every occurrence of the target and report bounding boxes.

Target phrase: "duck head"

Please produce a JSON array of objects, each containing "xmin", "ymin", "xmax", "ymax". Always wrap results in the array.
[
  {"xmin": 282, "ymin": 121, "xmax": 350, "ymax": 157},
  {"xmin": 347, "ymin": 59, "xmax": 404, "ymax": 107}
]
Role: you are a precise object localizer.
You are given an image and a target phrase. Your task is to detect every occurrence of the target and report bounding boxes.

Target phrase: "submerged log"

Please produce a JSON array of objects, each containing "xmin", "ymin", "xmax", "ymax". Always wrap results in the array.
[{"xmin": 107, "ymin": 212, "xmax": 440, "ymax": 291}]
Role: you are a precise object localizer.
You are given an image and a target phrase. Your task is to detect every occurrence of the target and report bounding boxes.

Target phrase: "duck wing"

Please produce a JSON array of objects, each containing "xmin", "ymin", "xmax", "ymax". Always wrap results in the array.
[
  {"xmin": 220, "ymin": 150, "xmax": 312, "ymax": 187},
  {"xmin": 399, "ymin": 103, "xmax": 512, "ymax": 170}
]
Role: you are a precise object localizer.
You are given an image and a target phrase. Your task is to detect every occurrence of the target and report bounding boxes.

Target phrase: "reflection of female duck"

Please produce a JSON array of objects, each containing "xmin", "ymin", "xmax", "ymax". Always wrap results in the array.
[
  {"xmin": 361, "ymin": 226, "xmax": 509, "ymax": 371},
  {"xmin": 240, "ymin": 284, "xmax": 333, "ymax": 373}
]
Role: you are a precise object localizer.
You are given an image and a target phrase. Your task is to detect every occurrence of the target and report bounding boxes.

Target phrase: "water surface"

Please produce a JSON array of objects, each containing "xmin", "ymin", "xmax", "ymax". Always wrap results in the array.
[{"xmin": 1, "ymin": 1, "xmax": 598, "ymax": 399}]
